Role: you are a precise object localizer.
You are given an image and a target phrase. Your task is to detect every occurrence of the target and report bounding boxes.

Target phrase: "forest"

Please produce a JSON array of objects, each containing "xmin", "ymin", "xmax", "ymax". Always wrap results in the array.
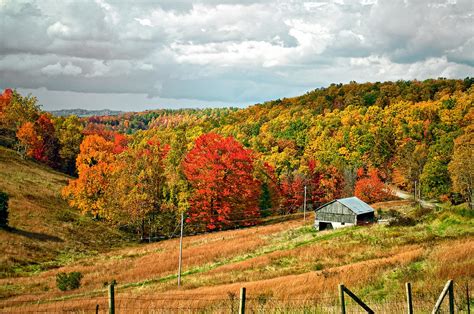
[{"xmin": 1, "ymin": 78, "xmax": 472, "ymax": 238}]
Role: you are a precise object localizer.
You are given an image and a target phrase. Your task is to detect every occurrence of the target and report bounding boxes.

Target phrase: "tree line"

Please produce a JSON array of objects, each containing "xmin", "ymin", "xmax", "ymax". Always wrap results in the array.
[{"xmin": 0, "ymin": 78, "xmax": 472, "ymax": 237}]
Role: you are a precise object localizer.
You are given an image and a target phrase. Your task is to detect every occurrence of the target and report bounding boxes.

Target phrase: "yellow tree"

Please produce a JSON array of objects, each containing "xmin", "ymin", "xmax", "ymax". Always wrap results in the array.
[
  {"xmin": 111, "ymin": 139, "xmax": 170, "ymax": 236},
  {"xmin": 449, "ymin": 126, "xmax": 474, "ymax": 208}
]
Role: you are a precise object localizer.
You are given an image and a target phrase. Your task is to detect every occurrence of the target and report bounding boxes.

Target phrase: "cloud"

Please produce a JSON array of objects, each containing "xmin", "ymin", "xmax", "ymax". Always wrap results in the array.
[
  {"xmin": 0, "ymin": 0, "xmax": 472, "ymax": 110},
  {"xmin": 41, "ymin": 62, "xmax": 82, "ymax": 76}
]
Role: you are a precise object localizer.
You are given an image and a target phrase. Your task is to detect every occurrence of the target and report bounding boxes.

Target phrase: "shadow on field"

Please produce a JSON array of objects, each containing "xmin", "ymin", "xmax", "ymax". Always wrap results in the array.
[{"xmin": 7, "ymin": 227, "xmax": 64, "ymax": 242}]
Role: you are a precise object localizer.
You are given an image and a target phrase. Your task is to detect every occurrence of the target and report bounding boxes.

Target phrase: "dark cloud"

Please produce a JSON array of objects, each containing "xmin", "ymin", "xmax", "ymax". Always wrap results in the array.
[{"xmin": 0, "ymin": 0, "xmax": 472, "ymax": 110}]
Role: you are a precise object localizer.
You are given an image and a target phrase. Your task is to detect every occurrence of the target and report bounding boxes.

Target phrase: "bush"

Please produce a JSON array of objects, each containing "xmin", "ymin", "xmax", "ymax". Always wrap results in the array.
[
  {"xmin": 448, "ymin": 192, "xmax": 464, "ymax": 205},
  {"xmin": 56, "ymin": 272, "xmax": 83, "ymax": 291},
  {"xmin": 412, "ymin": 206, "xmax": 433, "ymax": 219},
  {"xmin": 388, "ymin": 215, "xmax": 417, "ymax": 227},
  {"xmin": 0, "ymin": 191, "xmax": 9, "ymax": 228}
]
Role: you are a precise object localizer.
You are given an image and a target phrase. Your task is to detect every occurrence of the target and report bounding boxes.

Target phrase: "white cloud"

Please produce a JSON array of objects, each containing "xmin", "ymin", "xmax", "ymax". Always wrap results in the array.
[
  {"xmin": 47, "ymin": 21, "xmax": 71, "ymax": 38},
  {"xmin": 41, "ymin": 62, "xmax": 82, "ymax": 76}
]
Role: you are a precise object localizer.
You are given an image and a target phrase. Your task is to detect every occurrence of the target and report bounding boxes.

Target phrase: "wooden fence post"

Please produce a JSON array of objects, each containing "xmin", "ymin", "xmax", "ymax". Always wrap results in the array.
[
  {"xmin": 467, "ymin": 282, "xmax": 470, "ymax": 314},
  {"xmin": 339, "ymin": 284, "xmax": 374, "ymax": 314},
  {"xmin": 406, "ymin": 282, "xmax": 413, "ymax": 314},
  {"xmin": 432, "ymin": 279, "xmax": 454, "ymax": 314},
  {"xmin": 339, "ymin": 284, "xmax": 346, "ymax": 314},
  {"xmin": 108, "ymin": 282, "xmax": 115, "ymax": 314},
  {"xmin": 449, "ymin": 280, "xmax": 455, "ymax": 314},
  {"xmin": 239, "ymin": 287, "xmax": 246, "ymax": 314}
]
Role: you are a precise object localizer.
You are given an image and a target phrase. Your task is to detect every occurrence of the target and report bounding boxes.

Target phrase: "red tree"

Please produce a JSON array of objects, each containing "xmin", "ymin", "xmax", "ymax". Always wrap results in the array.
[
  {"xmin": 354, "ymin": 168, "xmax": 392, "ymax": 203},
  {"xmin": 306, "ymin": 160, "xmax": 344, "ymax": 208},
  {"xmin": 0, "ymin": 89, "xmax": 12, "ymax": 115},
  {"xmin": 36, "ymin": 114, "xmax": 59, "ymax": 166},
  {"xmin": 183, "ymin": 133, "xmax": 261, "ymax": 231},
  {"xmin": 279, "ymin": 174, "xmax": 304, "ymax": 214}
]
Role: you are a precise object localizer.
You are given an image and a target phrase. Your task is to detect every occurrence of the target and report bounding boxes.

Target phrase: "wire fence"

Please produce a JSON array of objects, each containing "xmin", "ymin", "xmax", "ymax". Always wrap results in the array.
[{"xmin": 0, "ymin": 281, "xmax": 471, "ymax": 314}]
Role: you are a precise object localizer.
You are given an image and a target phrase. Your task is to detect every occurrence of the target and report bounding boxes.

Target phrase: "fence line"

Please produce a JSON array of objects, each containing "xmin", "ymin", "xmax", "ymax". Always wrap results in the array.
[{"xmin": 0, "ymin": 279, "xmax": 471, "ymax": 313}]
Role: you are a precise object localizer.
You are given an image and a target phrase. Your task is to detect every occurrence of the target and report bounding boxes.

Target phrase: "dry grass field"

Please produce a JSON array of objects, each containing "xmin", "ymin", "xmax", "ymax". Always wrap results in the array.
[{"xmin": 0, "ymin": 147, "xmax": 473, "ymax": 313}]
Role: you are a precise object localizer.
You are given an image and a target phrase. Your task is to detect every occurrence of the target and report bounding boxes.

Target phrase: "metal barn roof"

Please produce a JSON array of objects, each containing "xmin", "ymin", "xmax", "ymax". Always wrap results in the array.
[{"xmin": 316, "ymin": 196, "xmax": 374, "ymax": 215}]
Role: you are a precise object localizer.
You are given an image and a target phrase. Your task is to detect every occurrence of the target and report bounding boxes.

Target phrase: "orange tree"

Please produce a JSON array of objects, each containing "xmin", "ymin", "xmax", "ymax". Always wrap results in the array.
[
  {"xmin": 62, "ymin": 135, "xmax": 117, "ymax": 219},
  {"xmin": 16, "ymin": 114, "xmax": 59, "ymax": 167}
]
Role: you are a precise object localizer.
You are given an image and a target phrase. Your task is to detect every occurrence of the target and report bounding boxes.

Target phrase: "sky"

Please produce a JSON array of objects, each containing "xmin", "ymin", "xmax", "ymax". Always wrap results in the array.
[{"xmin": 0, "ymin": 0, "xmax": 473, "ymax": 111}]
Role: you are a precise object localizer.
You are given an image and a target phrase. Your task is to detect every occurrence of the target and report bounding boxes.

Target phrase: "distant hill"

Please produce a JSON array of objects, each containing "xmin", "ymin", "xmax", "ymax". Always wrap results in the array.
[{"xmin": 48, "ymin": 108, "xmax": 124, "ymax": 117}]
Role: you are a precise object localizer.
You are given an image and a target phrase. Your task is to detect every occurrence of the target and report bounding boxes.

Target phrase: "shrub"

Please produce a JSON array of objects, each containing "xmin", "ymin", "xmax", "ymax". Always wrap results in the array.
[
  {"xmin": 0, "ymin": 191, "xmax": 9, "ymax": 228},
  {"xmin": 56, "ymin": 272, "xmax": 83, "ymax": 291},
  {"xmin": 448, "ymin": 192, "xmax": 464, "ymax": 205},
  {"xmin": 412, "ymin": 206, "xmax": 433, "ymax": 219},
  {"xmin": 388, "ymin": 215, "xmax": 417, "ymax": 227},
  {"xmin": 313, "ymin": 262, "xmax": 324, "ymax": 271}
]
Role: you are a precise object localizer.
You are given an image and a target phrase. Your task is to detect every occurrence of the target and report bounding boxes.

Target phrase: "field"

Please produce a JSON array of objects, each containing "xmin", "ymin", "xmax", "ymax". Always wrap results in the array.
[{"xmin": 0, "ymin": 147, "xmax": 473, "ymax": 313}]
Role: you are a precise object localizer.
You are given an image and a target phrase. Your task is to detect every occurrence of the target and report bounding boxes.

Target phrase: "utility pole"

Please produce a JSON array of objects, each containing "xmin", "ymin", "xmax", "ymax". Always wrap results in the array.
[
  {"xmin": 418, "ymin": 181, "xmax": 421, "ymax": 201},
  {"xmin": 303, "ymin": 185, "xmax": 307, "ymax": 222},
  {"xmin": 178, "ymin": 211, "xmax": 184, "ymax": 287},
  {"xmin": 414, "ymin": 181, "xmax": 417, "ymax": 202}
]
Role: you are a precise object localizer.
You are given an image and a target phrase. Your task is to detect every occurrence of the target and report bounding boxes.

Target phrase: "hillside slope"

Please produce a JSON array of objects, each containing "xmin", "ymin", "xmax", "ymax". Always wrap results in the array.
[{"xmin": 0, "ymin": 147, "xmax": 130, "ymax": 278}]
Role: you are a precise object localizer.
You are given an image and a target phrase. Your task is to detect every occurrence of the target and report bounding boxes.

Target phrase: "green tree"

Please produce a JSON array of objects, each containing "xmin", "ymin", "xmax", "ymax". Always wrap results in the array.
[
  {"xmin": 259, "ymin": 182, "xmax": 272, "ymax": 217},
  {"xmin": 55, "ymin": 115, "xmax": 84, "ymax": 174},
  {"xmin": 164, "ymin": 129, "xmax": 190, "ymax": 215},
  {"xmin": 421, "ymin": 159, "xmax": 451, "ymax": 198}
]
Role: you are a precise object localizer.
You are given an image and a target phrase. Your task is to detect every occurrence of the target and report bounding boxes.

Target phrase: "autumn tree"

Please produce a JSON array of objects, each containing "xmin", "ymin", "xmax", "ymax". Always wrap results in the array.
[
  {"xmin": 111, "ymin": 139, "xmax": 170, "ymax": 236},
  {"xmin": 183, "ymin": 133, "xmax": 261, "ymax": 231},
  {"xmin": 0, "ymin": 89, "xmax": 40, "ymax": 131},
  {"xmin": 0, "ymin": 89, "xmax": 13, "ymax": 118},
  {"xmin": 394, "ymin": 140, "xmax": 428, "ymax": 190},
  {"xmin": 278, "ymin": 173, "xmax": 304, "ymax": 215},
  {"xmin": 54, "ymin": 115, "xmax": 84, "ymax": 174},
  {"xmin": 164, "ymin": 129, "xmax": 191, "ymax": 215},
  {"xmin": 16, "ymin": 122, "xmax": 42, "ymax": 159},
  {"xmin": 354, "ymin": 168, "xmax": 392, "ymax": 203},
  {"xmin": 448, "ymin": 127, "xmax": 474, "ymax": 208},
  {"xmin": 16, "ymin": 114, "xmax": 59, "ymax": 167},
  {"xmin": 254, "ymin": 162, "xmax": 282, "ymax": 216},
  {"xmin": 36, "ymin": 114, "xmax": 60, "ymax": 167},
  {"xmin": 304, "ymin": 160, "xmax": 344, "ymax": 207},
  {"xmin": 62, "ymin": 135, "xmax": 116, "ymax": 219}
]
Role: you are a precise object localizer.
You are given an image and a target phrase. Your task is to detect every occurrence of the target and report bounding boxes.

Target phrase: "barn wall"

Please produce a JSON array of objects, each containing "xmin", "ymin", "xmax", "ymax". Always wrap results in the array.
[
  {"xmin": 314, "ymin": 220, "xmax": 355, "ymax": 230},
  {"xmin": 316, "ymin": 202, "xmax": 356, "ymax": 224}
]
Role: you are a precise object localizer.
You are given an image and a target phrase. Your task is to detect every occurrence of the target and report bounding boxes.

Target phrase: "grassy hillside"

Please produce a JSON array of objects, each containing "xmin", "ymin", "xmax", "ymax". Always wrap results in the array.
[
  {"xmin": 0, "ymin": 198, "xmax": 472, "ymax": 312},
  {"xmin": 0, "ymin": 147, "xmax": 131, "ymax": 278}
]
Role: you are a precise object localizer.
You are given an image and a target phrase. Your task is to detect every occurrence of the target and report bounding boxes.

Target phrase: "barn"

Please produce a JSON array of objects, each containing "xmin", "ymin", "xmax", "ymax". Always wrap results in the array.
[{"xmin": 314, "ymin": 196, "xmax": 375, "ymax": 231}]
